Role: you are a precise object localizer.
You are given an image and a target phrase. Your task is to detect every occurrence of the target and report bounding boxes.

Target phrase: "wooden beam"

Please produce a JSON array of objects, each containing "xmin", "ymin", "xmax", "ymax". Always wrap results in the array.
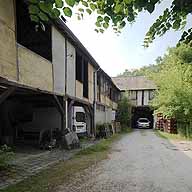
[
  {"xmin": 0, "ymin": 77, "xmax": 63, "ymax": 96},
  {"xmin": 53, "ymin": 95, "xmax": 66, "ymax": 139},
  {"xmin": 0, "ymin": 87, "xmax": 16, "ymax": 105},
  {"xmin": 53, "ymin": 95, "xmax": 64, "ymax": 115}
]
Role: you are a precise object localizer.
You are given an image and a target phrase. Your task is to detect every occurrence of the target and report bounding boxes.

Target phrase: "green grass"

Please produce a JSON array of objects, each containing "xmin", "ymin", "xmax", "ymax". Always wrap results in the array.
[
  {"xmin": 77, "ymin": 134, "xmax": 121, "ymax": 156},
  {"xmin": 155, "ymin": 130, "xmax": 192, "ymax": 141},
  {"xmin": 120, "ymin": 127, "xmax": 132, "ymax": 134},
  {"xmin": 1, "ymin": 130, "xmax": 132, "ymax": 192}
]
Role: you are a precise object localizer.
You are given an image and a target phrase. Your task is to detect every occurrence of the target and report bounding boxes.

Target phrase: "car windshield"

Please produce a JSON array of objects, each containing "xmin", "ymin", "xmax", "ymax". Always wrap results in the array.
[
  {"xmin": 138, "ymin": 119, "xmax": 149, "ymax": 123},
  {"xmin": 76, "ymin": 112, "xmax": 85, "ymax": 122}
]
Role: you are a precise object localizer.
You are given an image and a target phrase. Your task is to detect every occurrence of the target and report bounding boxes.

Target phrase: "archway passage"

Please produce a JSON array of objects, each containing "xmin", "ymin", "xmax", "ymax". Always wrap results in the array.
[{"xmin": 131, "ymin": 106, "xmax": 154, "ymax": 129}]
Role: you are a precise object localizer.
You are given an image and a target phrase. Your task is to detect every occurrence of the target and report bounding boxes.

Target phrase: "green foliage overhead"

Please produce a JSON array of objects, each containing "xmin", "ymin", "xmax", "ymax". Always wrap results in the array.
[
  {"xmin": 149, "ymin": 43, "xmax": 192, "ymax": 121},
  {"xmin": 27, "ymin": 0, "xmax": 192, "ymax": 47}
]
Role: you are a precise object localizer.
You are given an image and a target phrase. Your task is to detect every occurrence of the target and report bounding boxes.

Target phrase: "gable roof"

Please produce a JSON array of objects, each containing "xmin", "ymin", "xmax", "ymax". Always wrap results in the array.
[{"xmin": 112, "ymin": 76, "xmax": 157, "ymax": 91}]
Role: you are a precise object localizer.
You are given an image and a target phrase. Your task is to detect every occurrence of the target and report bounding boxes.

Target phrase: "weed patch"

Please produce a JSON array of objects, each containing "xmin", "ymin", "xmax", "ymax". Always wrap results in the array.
[{"xmin": 155, "ymin": 130, "xmax": 192, "ymax": 141}]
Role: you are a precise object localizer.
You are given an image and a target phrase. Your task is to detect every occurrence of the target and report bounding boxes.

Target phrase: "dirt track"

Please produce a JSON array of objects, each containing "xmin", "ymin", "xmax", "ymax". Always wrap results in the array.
[{"xmin": 59, "ymin": 129, "xmax": 192, "ymax": 192}]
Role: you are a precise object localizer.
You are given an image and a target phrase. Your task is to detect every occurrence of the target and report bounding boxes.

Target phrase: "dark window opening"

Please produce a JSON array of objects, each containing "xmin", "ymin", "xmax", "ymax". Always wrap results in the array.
[
  {"xmin": 96, "ymin": 104, "xmax": 105, "ymax": 112},
  {"xmin": 83, "ymin": 59, "xmax": 88, "ymax": 98},
  {"xmin": 75, "ymin": 51, "xmax": 89, "ymax": 98},
  {"xmin": 109, "ymin": 88, "xmax": 112, "ymax": 100},
  {"xmin": 142, "ymin": 90, "xmax": 144, "ymax": 105},
  {"xmin": 16, "ymin": 0, "xmax": 52, "ymax": 62},
  {"xmin": 76, "ymin": 52, "xmax": 83, "ymax": 82}
]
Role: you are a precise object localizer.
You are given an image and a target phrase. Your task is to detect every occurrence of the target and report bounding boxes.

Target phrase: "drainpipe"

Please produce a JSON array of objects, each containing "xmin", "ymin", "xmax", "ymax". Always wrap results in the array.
[
  {"xmin": 93, "ymin": 67, "xmax": 100, "ymax": 136},
  {"xmin": 64, "ymin": 39, "xmax": 68, "ymax": 130}
]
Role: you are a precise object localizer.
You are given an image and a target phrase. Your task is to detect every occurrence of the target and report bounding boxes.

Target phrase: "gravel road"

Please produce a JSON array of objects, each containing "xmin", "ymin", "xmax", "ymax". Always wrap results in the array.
[{"xmin": 59, "ymin": 129, "xmax": 192, "ymax": 192}]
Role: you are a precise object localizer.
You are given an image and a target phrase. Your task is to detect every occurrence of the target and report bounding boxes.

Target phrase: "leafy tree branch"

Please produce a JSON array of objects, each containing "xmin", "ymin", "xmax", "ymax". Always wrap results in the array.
[{"xmin": 27, "ymin": 0, "xmax": 192, "ymax": 46}]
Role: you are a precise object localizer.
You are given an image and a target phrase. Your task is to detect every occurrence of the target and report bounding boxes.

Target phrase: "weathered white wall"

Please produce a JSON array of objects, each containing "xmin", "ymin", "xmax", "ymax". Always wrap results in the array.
[
  {"xmin": 144, "ymin": 90, "xmax": 149, "ymax": 106},
  {"xmin": 52, "ymin": 26, "xmax": 65, "ymax": 94},
  {"xmin": 66, "ymin": 41, "xmax": 76, "ymax": 97}
]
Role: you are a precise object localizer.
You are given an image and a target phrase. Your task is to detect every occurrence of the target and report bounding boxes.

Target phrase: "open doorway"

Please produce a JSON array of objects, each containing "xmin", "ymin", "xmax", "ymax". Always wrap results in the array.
[{"xmin": 131, "ymin": 106, "xmax": 154, "ymax": 129}]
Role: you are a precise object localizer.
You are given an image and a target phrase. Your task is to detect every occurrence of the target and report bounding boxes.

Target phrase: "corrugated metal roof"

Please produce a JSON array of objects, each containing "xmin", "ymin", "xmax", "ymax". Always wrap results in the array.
[{"xmin": 112, "ymin": 76, "xmax": 157, "ymax": 91}]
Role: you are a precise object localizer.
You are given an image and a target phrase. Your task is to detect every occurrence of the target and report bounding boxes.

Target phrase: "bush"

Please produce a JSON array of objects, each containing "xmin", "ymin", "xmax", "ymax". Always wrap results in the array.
[
  {"xmin": 0, "ymin": 144, "xmax": 14, "ymax": 170},
  {"xmin": 116, "ymin": 95, "xmax": 132, "ymax": 127}
]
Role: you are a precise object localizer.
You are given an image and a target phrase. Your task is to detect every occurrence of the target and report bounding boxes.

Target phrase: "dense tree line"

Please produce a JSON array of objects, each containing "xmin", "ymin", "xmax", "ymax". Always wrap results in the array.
[
  {"xmin": 117, "ymin": 59, "xmax": 161, "ymax": 77},
  {"xmin": 118, "ymin": 43, "xmax": 192, "ymax": 123},
  {"xmin": 149, "ymin": 43, "xmax": 192, "ymax": 122}
]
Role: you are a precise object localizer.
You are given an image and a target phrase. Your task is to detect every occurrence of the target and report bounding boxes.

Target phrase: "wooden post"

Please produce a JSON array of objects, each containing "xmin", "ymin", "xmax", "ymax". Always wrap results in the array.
[
  {"xmin": 53, "ymin": 95, "xmax": 66, "ymax": 147},
  {"xmin": 0, "ymin": 87, "xmax": 16, "ymax": 105}
]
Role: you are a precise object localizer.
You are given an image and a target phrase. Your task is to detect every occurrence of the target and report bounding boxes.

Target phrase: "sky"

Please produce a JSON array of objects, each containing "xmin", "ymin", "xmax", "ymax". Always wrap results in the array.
[{"xmin": 66, "ymin": 1, "xmax": 191, "ymax": 77}]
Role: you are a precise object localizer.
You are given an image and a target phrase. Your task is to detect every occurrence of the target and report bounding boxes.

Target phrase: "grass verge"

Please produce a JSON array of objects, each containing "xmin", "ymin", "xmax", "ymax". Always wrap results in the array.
[
  {"xmin": 155, "ymin": 130, "xmax": 192, "ymax": 141},
  {"xmin": 1, "ymin": 130, "xmax": 132, "ymax": 192}
]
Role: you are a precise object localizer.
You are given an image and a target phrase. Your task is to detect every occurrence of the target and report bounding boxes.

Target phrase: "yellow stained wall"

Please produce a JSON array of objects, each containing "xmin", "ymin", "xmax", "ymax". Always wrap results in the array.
[
  {"xmin": 0, "ymin": 0, "xmax": 17, "ymax": 80},
  {"xmin": 76, "ymin": 80, "xmax": 83, "ymax": 99},
  {"xmin": 18, "ymin": 46, "xmax": 53, "ymax": 92},
  {"xmin": 105, "ymin": 96, "xmax": 113, "ymax": 108},
  {"xmin": 75, "ymin": 63, "xmax": 94, "ymax": 104},
  {"xmin": 101, "ymin": 94, "xmax": 106, "ymax": 105}
]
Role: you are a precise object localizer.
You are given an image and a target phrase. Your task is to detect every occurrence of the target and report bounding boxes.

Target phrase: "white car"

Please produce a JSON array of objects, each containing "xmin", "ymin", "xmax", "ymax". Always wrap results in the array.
[{"xmin": 137, "ymin": 118, "xmax": 150, "ymax": 129}]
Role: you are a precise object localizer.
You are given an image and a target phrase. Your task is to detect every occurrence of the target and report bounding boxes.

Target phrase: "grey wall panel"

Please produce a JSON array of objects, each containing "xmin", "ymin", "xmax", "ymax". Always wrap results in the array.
[
  {"xmin": 96, "ymin": 110, "xmax": 105, "ymax": 124},
  {"xmin": 66, "ymin": 41, "xmax": 76, "ymax": 97},
  {"xmin": 96, "ymin": 107, "xmax": 113, "ymax": 124},
  {"xmin": 52, "ymin": 26, "xmax": 65, "ymax": 94}
]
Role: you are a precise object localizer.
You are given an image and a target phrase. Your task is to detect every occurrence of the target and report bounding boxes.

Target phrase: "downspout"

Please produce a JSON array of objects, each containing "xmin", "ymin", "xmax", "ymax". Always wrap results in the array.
[
  {"xmin": 64, "ymin": 38, "xmax": 68, "ymax": 129},
  {"xmin": 93, "ymin": 67, "xmax": 100, "ymax": 136}
]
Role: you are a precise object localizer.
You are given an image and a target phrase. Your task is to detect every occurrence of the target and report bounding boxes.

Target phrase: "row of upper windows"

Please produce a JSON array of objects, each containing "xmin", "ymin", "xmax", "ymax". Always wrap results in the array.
[
  {"xmin": 129, "ymin": 90, "xmax": 155, "ymax": 100},
  {"xmin": 97, "ymin": 74, "xmax": 120, "ymax": 103}
]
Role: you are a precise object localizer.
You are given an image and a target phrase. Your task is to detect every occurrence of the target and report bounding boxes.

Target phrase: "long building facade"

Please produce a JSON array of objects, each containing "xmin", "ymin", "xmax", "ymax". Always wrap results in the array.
[{"xmin": 0, "ymin": 0, "xmax": 120, "ymax": 146}]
